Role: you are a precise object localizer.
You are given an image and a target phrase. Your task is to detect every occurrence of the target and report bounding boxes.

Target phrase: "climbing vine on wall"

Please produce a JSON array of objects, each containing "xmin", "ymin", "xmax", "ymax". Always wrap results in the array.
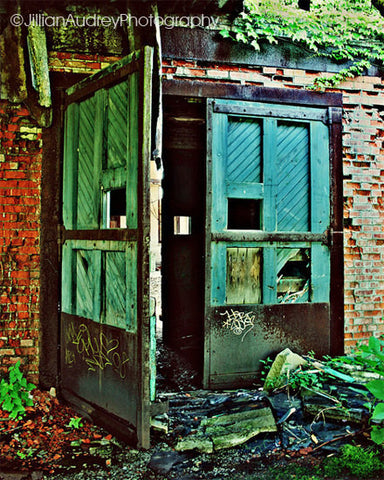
[{"xmin": 221, "ymin": 0, "xmax": 384, "ymax": 87}]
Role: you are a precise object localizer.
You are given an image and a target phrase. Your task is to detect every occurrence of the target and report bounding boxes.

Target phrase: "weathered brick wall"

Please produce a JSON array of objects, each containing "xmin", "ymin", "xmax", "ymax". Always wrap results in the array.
[
  {"xmin": 0, "ymin": 53, "xmax": 120, "ymax": 382},
  {"xmin": 162, "ymin": 58, "xmax": 384, "ymax": 350},
  {"xmin": 0, "ymin": 102, "xmax": 41, "ymax": 383},
  {"xmin": 48, "ymin": 51, "xmax": 122, "ymax": 73}
]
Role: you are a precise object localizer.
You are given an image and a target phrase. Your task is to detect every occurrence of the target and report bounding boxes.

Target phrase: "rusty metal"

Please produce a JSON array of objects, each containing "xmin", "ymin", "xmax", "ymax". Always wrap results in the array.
[
  {"xmin": 163, "ymin": 79, "xmax": 343, "ymax": 107},
  {"xmin": 329, "ymin": 120, "xmax": 344, "ymax": 356},
  {"xmin": 211, "ymin": 231, "xmax": 330, "ymax": 245},
  {"xmin": 213, "ymin": 101, "xmax": 329, "ymax": 123},
  {"xmin": 206, "ymin": 303, "xmax": 330, "ymax": 389},
  {"xmin": 61, "ymin": 313, "xmax": 138, "ymax": 443},
  {"xmin": 59, "ymin": 227, "xmax": 139, "ymax": 244}
]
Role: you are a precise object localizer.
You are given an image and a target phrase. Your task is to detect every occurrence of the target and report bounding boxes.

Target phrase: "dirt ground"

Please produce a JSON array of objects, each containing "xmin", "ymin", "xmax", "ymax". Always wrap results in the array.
[{"xmin": 0, "ymin": 343, "xmax": 383, "ymax": 480}]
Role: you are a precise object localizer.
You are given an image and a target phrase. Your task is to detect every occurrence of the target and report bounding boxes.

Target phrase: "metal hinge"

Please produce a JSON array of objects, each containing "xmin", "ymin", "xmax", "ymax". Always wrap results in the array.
[{"xmin": 327, "ymin": 107, "xmax": 343, "ymax": 125}]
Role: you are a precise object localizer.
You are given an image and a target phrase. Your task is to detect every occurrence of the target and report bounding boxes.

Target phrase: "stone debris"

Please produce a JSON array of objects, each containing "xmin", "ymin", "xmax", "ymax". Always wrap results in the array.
[
  {"xmin": 175, "ymin": 407, "xmax": 277, "ymax": 452},
  {"xmin": 264, "ymin": 348, "xmax": 307, "ymax": 391},
  {"xmin": 154, "ymin": 348, "xmax": 377, "ymax": 458}
]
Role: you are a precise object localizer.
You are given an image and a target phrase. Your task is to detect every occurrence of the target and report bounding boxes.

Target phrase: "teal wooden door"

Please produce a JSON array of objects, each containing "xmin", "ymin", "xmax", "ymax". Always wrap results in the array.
[
  {"xmin": 204, "ymin": 98, "xmax": 340, "ymax": 388},
  {"xmin": 60, "ymin": 48, "xmax": 153, "ymax": 447}
]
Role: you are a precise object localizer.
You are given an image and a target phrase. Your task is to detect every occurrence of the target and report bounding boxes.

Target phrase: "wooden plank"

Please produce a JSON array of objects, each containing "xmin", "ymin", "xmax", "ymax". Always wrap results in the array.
[
  {"xmin": 105, "ymin": 251, "xmax": 127, "ymax": 328},
  {"xmin": 226, "ymin": 182, "xmax": 264, "ymax": 200},
  {"xmin": 163, "ymin": 80, "xmax": 343, "ymax": 107},
  {"xmin": 62, "ymin": 228, "xmax": 138, "ymax": 243},
  {"xmin": 127, "ymin": 71, "xmax": 138, "ymax": 230},
  {"xmin": 211, "ymin": 242, "xmax": 226, "ymax": 305},
  {"xmin": 66, "ymin": 52, "xmax": 140, "ymax": 105},
  {"xmin": 262, "ymin": 118, "xmax": 277, "ymax": 232},
  {"xmin": 63, "ymin": 103, "xmax": 79, "ymax": 229},
  {"xmin": 311, "ymin": 244, "xmax": 330, "ymax": 302},
  {"xmin": 70, "ymin": 239, "xmax": 127, "ymax": 251},
  {"xmin": 76, "ymin": 249, "xmax": 96, "ymax": 320},
  {"xmin": 137, "ymin": 44, "xmax": 154, "ymax": 450},
  {"xmin": 226, "ymin": 116, "xmax": 262, "ymax": 183},
  {"xmin": 204, "ymin": 99, "xmax": 215, "ymax": 388},
  {"xmin": 276, "ymin": 122, "xmax": 309, "ymax": 232},
  {"xmin": 61, "ymin": 242, "xmax": 75, "ymax": 314},
  {"xmin": 77, "ymin": 95, "xmax": 98, "ymax": 229},
  {"xmin": 101, "ymin": 166, "xmax": 127, "ymax": 191},
  {"xmin": 93, "ymin": 250, "xmax": 102, "ymax": 322},
  {"xmin": 211, "ymin": 111, "xmax": 228, "ymax": 231},
  {"xmin": 126, "ymin": 242, "xmax": 137, "ymax": 332},
  {"xmin": 263, "ymin": 247, "xmax": 276, "ymax": 304},
  {"xmin": 311, "ymin": 121, "xmax": 330, "ymax": 233},
  {"xmin": 107, "ymin": 81, "xmax": 129, "ymax": 170},
  {"xmin": 226, "ymin": 247, "xmax": 262, "ymax": 304}
]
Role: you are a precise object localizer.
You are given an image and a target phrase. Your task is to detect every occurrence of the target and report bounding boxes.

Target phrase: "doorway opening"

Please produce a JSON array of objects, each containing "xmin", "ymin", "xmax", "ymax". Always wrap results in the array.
[{"xmin": 151, "ymin": 96, "xmax": 206, "ymax": 392}]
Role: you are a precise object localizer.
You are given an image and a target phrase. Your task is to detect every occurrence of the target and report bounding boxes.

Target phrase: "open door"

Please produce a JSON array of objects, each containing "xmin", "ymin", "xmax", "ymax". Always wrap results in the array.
[
  {"xmin": 204, "ymin": 98, "xmax": 343, "ymax": 389},
  {"xmin": 60, "ymin": 47, "xmax": 153, "ymax": 447}
]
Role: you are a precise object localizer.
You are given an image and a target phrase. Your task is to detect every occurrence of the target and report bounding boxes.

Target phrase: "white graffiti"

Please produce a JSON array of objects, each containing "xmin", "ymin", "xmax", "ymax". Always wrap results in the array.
[{"xmin": 220, "ymin": 309, "xmax": 256, "ymax": 342}]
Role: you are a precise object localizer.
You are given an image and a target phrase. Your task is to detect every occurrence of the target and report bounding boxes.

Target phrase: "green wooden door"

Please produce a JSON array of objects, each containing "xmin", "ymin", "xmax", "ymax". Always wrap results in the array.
[
  {"xmin": 204, "ymin": 98, "xmax": 341, "ymax": 388},
  {"xmin": 61, "ymin": 47, "xmax": 153, "ymax": 447}
]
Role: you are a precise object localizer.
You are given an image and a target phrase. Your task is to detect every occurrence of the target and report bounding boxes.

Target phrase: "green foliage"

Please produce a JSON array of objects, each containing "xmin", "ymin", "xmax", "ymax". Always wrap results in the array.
[
  {"xmin": 221, "ymin": 0, "xmax": 384, "ymax": 87},
  {"xmin": 265, "ymin": 463, "xmax": 322, "ymax": 480},
  {"xmin": 0, "ymin": 361, "xmax": 35, "ymax": 419},
  {"xmin": 288, "ymin": 367, "xmax": 323, "ymax": 391},
  {"xmin": 67, "ymin": 416, "xmax": 83, "ymax": 429},
  {"xmin": 327, "ymin": 336, "xmax": 384, "ymax": 444},
  {"xmin": 323, "ymin": 444, "xmax": 384, "ymax": 477}
]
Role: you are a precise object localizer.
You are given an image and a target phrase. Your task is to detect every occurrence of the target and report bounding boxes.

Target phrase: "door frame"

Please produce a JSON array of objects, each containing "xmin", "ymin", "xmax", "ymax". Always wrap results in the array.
[{"xmin": 162, "ymin": 79, "xmax": 344, "ymax": 379}]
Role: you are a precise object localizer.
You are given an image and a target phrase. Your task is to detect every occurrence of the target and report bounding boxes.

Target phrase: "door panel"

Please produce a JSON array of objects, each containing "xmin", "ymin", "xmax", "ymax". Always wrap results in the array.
[
  {"xmin": 61, "ymin": 48, "xmax": 153, "ymax": 447},
  {"xmin": 204, "ymin": 98, "xmax": 340, "ymax": 389}
]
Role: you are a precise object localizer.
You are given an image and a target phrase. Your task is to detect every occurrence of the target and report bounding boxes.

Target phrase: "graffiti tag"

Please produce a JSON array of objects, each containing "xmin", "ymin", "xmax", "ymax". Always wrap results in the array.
[
  {"xmin": 220, "ymin": 309, "xmax": 256, "ymax": 342},
  {"xmin": 65, "ymin": 322, "xmax": 130, "ymax": 379}
]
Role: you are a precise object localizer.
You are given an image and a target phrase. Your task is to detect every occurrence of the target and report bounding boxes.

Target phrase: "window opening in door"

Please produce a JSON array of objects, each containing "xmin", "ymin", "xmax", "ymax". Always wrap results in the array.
[
  {"xmin": 228, "ymin": 198, "xmax": 261, "ymax": 230},
  {"xmin": 173, "ymin": 215, "xmax": 192, "ymax": 235},
  {"xmin": 104, "ymin": 188, "xmax": 127, "ymax": 228}
]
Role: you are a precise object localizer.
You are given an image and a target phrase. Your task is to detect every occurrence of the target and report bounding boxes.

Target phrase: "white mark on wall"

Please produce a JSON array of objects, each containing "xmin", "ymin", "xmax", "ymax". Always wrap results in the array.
[{"xmin": 220, "ymin": 309, "xmax": 256, "ymax": 342}]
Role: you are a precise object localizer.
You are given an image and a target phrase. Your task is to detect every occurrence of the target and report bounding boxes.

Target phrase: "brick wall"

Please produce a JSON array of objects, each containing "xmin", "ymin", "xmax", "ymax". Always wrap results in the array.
[
  {"xmin": 0, "ymin": 102, "xmax": 42, "ymax": 384},
  {"xmin": 162, "ymin": 58, "xmax": 384, "ymax": 350},
  {"xmin": 0, "ymin": 53, "xmax": 120, "ymax": 383}
]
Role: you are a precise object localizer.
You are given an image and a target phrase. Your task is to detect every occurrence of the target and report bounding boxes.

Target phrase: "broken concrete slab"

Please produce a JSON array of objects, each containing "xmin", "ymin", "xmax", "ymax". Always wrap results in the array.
[
  {"xmin": 264, "ymin": 348, "xmax": 307, "ymax": 392},
  {"xmin": 175, "ymin": 434, "xmax": 214, "ymax": 454},
  {"xmin": 175, "ymin": 407, "xmax": 276, "ymax": 453}
]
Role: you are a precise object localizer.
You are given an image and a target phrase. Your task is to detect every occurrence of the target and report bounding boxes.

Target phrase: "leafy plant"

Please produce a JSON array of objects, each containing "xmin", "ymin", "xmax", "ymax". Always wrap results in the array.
[
  {"xmin": 67, "ymin": 416, "xmax": 83, "ymax": 429},
  {"xmin": 220, "ymin": 0, "xmax": 384, "ymax": 87},
  {"xmin": 326, "ymin": 336, "xmax": 384, "ymax": 444},
  {"xmin": 0, "ymin": 361, "xmax": 35, "ymax": 419},
  {"xmin": 323, "ymin": 444, "xmax": 384, "ymax": 477},
  {"xmin": 16, "ymin": 447, "xmax": 35, "ymax": 460}
]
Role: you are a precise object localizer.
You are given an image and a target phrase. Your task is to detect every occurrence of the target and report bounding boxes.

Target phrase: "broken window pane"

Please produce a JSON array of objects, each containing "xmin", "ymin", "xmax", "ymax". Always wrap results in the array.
[
  {"xmin": 277, "ymin": 248, "xmax": 310, "ymax": 303},
  {"xmin": 226, "ymin": 247, "xmax": 262, "ymax": 304}
]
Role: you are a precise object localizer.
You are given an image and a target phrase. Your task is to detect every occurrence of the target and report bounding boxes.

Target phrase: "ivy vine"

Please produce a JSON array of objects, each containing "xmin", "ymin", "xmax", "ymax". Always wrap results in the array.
[{"xmin": 221, "ymin": 0, "xmax": 384, "ymax": 88}]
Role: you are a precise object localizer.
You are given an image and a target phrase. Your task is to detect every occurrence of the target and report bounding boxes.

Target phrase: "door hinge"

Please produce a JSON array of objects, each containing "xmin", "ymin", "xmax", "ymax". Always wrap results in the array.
[{"xmin": 327, "ymin": 107, "xmax": 343, "ymax": 125}]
